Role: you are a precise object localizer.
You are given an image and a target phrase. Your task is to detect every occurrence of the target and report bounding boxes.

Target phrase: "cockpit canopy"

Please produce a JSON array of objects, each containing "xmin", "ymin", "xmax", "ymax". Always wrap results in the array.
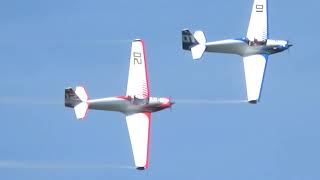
[
  {"xmin": 129, "ymin": 96, "xmax": 163, "ymax": 105},
  {"xmin": 249, "ymin": 38, "xmax": 267, "ymax": 46},
  {"xmin": 131, "ymin": 96, "xmax": 149, "ymax": 105},
  {"xmin": 243, "ymin": 38, "xmax": 288, "ymax": 48}
]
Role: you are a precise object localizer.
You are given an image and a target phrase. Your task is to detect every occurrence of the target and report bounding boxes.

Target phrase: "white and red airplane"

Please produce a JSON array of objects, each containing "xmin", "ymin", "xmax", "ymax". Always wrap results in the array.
[
  {"xmin": 64, "ymin": 39, "xmax": 174, "ymax": 170},
  {"xmin": 182, "ymin": 0, "xmax": 292, "ymax": 104}
]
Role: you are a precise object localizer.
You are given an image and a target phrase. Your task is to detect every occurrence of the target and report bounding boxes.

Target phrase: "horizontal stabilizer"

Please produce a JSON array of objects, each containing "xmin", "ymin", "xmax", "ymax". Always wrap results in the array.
[
  {"xmin": 194, "ymin": 31, "xmax": 206, "ymax": 44},
  {"xmin": 191, "ymin": 44, "xmax": 206, "ymax": 60},
  {"xmin": 74, "ymin": 102, "xmax": 89, "ymax": 119},
  {"xmin": 65, "ymin": 86, "xmax": 90, "ymax": 119},
  {"xmin": 75, "ymin": 86, "xmax": 88, "ymax": 102}
]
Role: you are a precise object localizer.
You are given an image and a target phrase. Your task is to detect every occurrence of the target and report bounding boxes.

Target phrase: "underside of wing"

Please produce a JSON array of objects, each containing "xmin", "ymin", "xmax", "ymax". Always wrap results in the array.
[
  {"xmin": 126, "ymin": 112, "xmax": 151, "ymax": 169},
  {"xmin": 243, "ymin": 54, "xmax": 268, "ymax": 103},
  {"xmin": 126, "ymin": 39, "xmax": 150, "ymax": 98},
  {"xmin": 246, "ymin": 0, "xmax": 268, "ymax": 41}
]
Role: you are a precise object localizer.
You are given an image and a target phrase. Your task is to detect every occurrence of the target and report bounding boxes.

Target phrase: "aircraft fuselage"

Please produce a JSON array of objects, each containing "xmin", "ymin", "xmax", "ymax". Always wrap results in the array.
[
  {"xmin": 87, "ymin": 96, "xmax": 173, "ymax": 114},
  {"xmin": 205, "ymin": 38, "xmax": 291, "ymax": 57}
]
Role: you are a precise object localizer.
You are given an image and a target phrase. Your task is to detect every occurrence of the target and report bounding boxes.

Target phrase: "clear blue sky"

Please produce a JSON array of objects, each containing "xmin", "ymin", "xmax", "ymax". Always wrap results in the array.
[{"xmin": 0, "ymin": 0, "xmax": 319, "ymax": 179}]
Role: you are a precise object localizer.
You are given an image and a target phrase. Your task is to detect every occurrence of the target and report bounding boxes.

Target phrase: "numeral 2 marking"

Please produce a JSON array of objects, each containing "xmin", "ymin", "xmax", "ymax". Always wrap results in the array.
[{"xmin": 133, "ymin": 52, "xmax": 142, "ymax": 65}]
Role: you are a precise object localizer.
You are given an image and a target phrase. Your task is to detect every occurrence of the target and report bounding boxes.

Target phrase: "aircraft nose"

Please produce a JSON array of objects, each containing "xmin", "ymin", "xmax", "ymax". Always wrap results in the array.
[
  {"xmin": 170, "ymin": 99, "xmax": 175, "ymax": 106},
  {"xmin": 168, "ymin": 97, "xmax": 175, "ymax": 106},
  {"xmin": 286, "ymin": 40, "xmax": 293, "ymax": 48},
  {"xmin": 162, "ymin": 97, "xmax": 174, "ymax": 107}
]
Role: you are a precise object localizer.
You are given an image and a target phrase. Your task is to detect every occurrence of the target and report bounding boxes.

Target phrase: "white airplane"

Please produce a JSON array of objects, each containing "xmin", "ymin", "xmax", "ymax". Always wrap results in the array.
[
  {"xmin": 64, "ymin": 39, "xmax": 174, "ymax": 170},
  {"xmin": 182, "ymin": 0, "xmax": 292, "ymax": 104}
]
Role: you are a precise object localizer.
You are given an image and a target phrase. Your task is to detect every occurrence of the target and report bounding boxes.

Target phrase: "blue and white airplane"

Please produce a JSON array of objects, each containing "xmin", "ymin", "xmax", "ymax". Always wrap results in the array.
[{"xmin": 182, "ymin": 0, "xmax": 292, "ymax": 104}]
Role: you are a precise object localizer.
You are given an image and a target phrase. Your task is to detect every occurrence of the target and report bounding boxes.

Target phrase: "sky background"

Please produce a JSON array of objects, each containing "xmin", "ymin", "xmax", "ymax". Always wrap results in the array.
[{"xmin": 0, "ymin": 0, "xmax": 320, "ymax": 179}]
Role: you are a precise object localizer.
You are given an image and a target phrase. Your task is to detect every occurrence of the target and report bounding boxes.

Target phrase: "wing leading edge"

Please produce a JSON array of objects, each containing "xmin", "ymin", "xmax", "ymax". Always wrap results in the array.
[
  {"xmin": 126, "ymin": 112, "xmax": 151, "ymax": 169},
  {"xmin": 243, "ymin": 54, "xmax": 268, "ymax": 103}
]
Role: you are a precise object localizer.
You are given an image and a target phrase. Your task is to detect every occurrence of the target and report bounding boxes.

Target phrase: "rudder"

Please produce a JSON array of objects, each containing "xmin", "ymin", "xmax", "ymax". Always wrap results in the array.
[
  {"xmin": 182, "ymin": 29, "xmax": 198, "ymax": 50},
  {"xmin": 65, "ymin": 87, "xmax": 81, "ymax": 108}
]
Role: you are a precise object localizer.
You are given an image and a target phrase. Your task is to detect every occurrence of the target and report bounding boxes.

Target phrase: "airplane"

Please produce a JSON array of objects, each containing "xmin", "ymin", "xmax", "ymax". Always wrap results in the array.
[
  {"xmin": 64, "ymin": 39, "xmax": 174, "ymax": 170},
  {"xmin": 182, "ymin": 0, "xmax": 292, "ymax": 104}
]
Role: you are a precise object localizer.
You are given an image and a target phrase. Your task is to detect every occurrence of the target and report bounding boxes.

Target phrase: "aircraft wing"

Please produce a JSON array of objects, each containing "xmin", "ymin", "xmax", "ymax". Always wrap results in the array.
[
  {"xmin": 243, "ymin": 54, "xmax": 268, "ymax": 103},
  {"xmin": 246, "ymin": 0, "xmax": 268, "ymax": 41},
  {"xmin": 126, "ymin": 112, "xmax": 151, "ymax": 169},
  {"xmin": 126, "ymin": 39, "xmax": 150, "ymax": 98}
]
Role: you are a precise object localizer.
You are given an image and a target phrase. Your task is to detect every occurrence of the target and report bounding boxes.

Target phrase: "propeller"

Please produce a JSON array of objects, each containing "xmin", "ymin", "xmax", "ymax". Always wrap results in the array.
[
  {"xmin": 169, "ymin": 96, "xmax": 174, "ymax": 112},
  {"xmin": 287, "ymin": 40, "xmax": 293, "ymax": 48},
  {"xmin": 287, "ymin": 40, "xmax": 293, "ymax": 55}
]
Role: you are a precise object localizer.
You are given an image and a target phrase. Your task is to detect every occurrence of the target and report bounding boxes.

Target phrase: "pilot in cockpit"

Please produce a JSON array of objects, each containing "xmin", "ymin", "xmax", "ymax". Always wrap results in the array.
[
  {"xmin": 131, "ymin": 96, "xmax": 149, "ymax": 105},
  {"xmin": 249, "ymin": 38, "xmax": 267, "ymax": 46}
]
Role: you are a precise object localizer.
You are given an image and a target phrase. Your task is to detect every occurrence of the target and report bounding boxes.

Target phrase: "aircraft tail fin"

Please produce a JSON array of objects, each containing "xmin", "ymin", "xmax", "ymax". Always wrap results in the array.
[
  {"xmin": 182, "ymin": 29, "xmax": 198, "ymax": 50},
  {"xmin": 182, "ymin": 29, "xmax": 206, "ymax": 60},
  {"xmin": 65, "ymin": 86, "xmax": 89, "ymax": 119}
]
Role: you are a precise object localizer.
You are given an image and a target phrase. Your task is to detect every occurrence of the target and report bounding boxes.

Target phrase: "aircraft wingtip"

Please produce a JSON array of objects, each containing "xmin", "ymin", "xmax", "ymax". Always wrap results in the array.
[
  {"xmin": 133, "ymin": 38, "xmax": 142, "ymax": 42},
  {"xmin": 136, "ymin": 167, "xmax": 145, "ymax": 170},
  {"xmin": 248, "ymin": 100, "xmax": 257, "ymax": 104}
]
